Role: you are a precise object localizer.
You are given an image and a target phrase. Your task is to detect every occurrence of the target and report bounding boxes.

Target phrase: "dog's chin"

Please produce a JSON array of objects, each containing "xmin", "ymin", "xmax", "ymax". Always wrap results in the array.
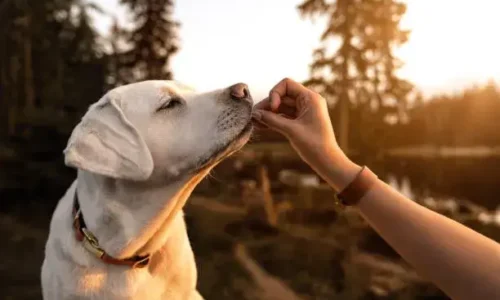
[{"xmin": 193, "ymin": 121, "xmax": 253, "ymax": 174}]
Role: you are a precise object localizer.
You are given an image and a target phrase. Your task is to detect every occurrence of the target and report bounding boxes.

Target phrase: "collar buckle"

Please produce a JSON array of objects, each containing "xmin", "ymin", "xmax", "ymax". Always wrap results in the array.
[
  {"xmin": 81, "ymin": 227, "xmax": 105, "ymax": 258},
  {"xmin": 73, "ymin": 190, "xmax": 150, "ymax": 268}
]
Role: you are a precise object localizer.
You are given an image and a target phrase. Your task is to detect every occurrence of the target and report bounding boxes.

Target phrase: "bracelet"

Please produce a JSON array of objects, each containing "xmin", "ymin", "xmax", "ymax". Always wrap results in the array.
[{"xmin": 337, "ymin": 166, "xmax": 379, "ymax": 206}]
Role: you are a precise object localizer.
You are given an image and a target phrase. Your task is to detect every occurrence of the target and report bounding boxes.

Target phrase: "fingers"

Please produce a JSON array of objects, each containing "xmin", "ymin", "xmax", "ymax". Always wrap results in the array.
[
  {"xmin": 281, "ymin": 96, "xmax": 298, "ymax": 107},
  {"xmin": 254, "ymin": 100, "xmax": 297, "ymax": 120},
  {"xmin": 253, "ymin": 98, "xmax": 271, "ymax": 110},
  {"xmin": 252, "ymin": 103, "xmax": 296, "ymax": 131},
  {"xmin": 254, "ymin": 96, "xmax": 297, "ymax": 111},
  {"xmin": 274, "ymin": 104, "xmax": 296, "ymax": 118},
  {"xmin": 252, "ymin": 119, "xmax": 269, "ymax": 130},
  {"xmin": 252, "ymin": 109, "xmax": 294, "ymax": 135},
  {"xmin": 252, "ymin": 77, "xmax": 314, "ymax": 135},
  {"xmin": 269, "ymin": 78, "xmax": 308, "ymax": 111}
]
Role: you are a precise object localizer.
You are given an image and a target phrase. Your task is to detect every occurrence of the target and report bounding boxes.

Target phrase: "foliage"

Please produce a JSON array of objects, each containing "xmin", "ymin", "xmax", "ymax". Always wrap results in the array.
[
  {"xmin": 0, "ymin": 0, "xmax": 107, "ymax": 137},
  {"xmin": 118, "ymin": 0, "xmax": 180, "ymax": 82},
  {"xmin": 386, "ymin": 81, "xmax": 500, "ymax": 148},
  {"xmin": 297, "ymin": 0, "xmax": 415, "ymax": 151},
  {"xmin": 0, "ymin": 0, "xmax": 181, "ymax": 139}
]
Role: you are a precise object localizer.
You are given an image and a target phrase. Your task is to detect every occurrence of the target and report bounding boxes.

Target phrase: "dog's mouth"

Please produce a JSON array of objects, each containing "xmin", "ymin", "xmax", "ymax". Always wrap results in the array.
[{"xmin": 192, "ymin": 120, "xmax": 253, "ymax": 174}]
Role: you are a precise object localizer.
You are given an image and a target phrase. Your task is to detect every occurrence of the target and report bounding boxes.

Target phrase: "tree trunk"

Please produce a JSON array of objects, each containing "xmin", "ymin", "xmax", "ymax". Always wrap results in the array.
[
  {"xmin": 0, "ymin": 59, "xmax": 8, "ymax": 137},
  {"xmin": 23, "ymin": 14, "xmax": 35, "ymax": 110},
  {"xmin": 0, "ymin": 27, "xmax": 7, "ymax": 138},
  {"xmin": 55, "ymin": 53, "xmax": 65, "ymax": 106},
  {"xmin": 338, "ymin": 45, "xmax": 351, "ymax": 153},
  {"xmin": 337, "ymin": 1, "xmax": 352, "ymax": 153},
  {"xmin": 8, "ymin": 55, "xmax": 20, "ymax": 136}
]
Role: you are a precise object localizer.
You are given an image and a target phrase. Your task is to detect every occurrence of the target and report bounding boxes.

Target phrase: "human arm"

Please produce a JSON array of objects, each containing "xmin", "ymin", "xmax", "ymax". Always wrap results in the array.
[{"xmin": 252, "ymin": 78, "xmax": 500, "ymax": 300}]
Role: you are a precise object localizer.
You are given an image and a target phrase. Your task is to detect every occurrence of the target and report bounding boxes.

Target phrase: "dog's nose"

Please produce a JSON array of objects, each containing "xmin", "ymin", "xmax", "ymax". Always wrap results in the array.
[{"xmin": 229, "ymin": 83, "xmax": 250, "ymax": 101}]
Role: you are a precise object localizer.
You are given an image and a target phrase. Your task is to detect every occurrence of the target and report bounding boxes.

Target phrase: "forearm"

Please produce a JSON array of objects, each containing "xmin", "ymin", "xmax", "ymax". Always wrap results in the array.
[
  {"xmin": 358, "ymin": 181, "xmax": 500, "ymax": 299},
  {"xmin": 322, "ymin": 156, "xmax": 500, "ymax": 300}
]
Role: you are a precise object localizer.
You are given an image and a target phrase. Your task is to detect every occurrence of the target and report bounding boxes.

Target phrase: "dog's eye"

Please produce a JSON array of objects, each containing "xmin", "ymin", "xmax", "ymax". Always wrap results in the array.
[{"xmin": 157, "ymin": 97, "xmax": 183, "ymax": 112}]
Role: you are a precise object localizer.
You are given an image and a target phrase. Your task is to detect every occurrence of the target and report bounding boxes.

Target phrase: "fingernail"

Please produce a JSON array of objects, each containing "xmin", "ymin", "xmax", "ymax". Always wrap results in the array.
[{"xmin": 252, "ymin": 111, "xmax": 262, "ymax": 121}]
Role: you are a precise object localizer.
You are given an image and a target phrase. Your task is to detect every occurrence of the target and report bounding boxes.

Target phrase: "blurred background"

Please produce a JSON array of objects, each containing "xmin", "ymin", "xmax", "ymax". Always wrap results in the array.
[{"xmin": 1, "ymin": 0, "xmax": 500, "ymax": 299}]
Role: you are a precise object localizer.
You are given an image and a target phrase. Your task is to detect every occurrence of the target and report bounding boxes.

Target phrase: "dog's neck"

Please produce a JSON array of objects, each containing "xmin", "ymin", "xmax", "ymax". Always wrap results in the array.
[{"xmin": 75, "ymin": 169, "xmax": 209, "ymax": 259}]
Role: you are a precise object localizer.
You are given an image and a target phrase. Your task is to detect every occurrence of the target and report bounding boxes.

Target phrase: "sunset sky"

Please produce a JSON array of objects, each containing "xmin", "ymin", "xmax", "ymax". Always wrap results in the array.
[{"xmin": 91, "ymin": 0, "xmax": 500, "ymax": 100}]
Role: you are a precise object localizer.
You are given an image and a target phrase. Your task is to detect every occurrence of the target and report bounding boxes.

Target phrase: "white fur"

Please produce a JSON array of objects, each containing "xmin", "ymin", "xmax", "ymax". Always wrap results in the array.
[{"xmin": 41, "ymin": 80, "xmax": 253, "ymax": 299}]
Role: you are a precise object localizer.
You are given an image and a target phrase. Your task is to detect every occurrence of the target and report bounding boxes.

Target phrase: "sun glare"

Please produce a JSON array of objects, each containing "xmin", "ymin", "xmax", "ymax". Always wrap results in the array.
[
  {"xmin": 397, "ymin": 0, "xmax": 500, "ymax": 94},
  {"xmin": 91, "ymin": 0, "xmax": 500, "ymax": 97}
]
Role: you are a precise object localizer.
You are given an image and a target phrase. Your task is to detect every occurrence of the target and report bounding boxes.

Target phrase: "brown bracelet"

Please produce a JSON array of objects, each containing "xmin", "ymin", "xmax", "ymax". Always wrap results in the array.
[{"xmin": 337, "ymin": 166, "xmax": 379, "ymax": 206}]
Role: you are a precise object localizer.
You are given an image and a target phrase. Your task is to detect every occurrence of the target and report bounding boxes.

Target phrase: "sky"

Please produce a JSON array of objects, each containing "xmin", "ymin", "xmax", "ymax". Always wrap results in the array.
[{"xmin": 90, "ymin": 0, "xmax": 500, "ymax": 101}]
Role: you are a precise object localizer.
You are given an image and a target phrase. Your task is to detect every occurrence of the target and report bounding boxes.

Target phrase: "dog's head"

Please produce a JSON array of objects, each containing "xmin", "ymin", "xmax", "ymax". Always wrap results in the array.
[{"xmin": 63, "ymin": 80, "xmax": 253, "ymax": 182}]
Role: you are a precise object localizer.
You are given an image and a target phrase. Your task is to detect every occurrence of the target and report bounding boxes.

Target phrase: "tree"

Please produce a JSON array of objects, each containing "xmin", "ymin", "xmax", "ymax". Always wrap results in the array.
[
  {"xmin": 385, "ymin": 81, "xmax": 500, "ymax": 148},
  {"xmin": 361, "ymin": 0, "xmax": 413, "ymax": 124},
  {"xmin": 68, "ymin": 3, "xmax": 104, "ymax": 63},
  {"xmin": 119, "ymin": 0, "xmax": 180, "ymax": 81},
  {"xmin": 298, "ymin": 0, "xmax": 413, "ymax": 152},
  {"xmin": 107, "ymin": 18, "xmax": 130, "ymax": 88},
  {"xmin": 0, "ymin": 0, "xmax": 107, "ymax": 137}
]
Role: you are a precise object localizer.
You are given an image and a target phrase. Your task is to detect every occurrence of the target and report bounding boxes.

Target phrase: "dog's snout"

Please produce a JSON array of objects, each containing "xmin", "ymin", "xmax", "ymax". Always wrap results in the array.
[{"xmin": 229, "ymin": 83, "xmax": 250, "ymax": 101}]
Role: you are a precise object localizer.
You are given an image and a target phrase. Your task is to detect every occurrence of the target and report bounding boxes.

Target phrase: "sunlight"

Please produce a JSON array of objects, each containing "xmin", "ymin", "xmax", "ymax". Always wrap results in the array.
[
  {"xmin": 4, "ymin": 2, "xmax": 500, "ymax": 299},
  {"xmin": 91, "ymin": 0, "xmax": 500, "ymax": 97},
  {"xmin": 397, "ymin": 0, "xmax": 500, "ymax": 94}
]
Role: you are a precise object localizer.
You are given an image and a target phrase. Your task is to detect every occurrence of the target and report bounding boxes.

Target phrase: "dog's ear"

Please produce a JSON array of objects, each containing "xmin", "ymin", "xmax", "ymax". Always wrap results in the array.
[{"xmin": 63, "ymin": 92, "xmax": 154, "ymax": 181}]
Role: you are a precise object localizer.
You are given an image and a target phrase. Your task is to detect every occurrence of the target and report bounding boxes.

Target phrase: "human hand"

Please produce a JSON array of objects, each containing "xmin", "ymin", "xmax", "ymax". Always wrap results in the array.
[{"xmin": 252, "ymin": 78, "xmax": 361, "ymax": 191}]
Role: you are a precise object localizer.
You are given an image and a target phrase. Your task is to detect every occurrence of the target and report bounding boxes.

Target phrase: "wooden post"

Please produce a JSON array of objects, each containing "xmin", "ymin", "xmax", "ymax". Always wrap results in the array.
[
  {"xmin": 23, "ymin": 14, "xmax": 35, "ymax": 110},
  {"xmin": 258, "ymin": 165, "xmax": 277, "ymax": 227}
]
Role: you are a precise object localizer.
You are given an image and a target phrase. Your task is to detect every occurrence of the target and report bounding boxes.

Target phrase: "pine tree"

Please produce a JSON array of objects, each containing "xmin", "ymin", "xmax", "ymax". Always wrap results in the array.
[
  {"xmin": 298, "ymin": 0, "xmax": 413, "ymax": 152},
  {"xmin": 62, "ymin": 2, "xmax": 107, "ymax": 112},
  {"xmin": 107, "ymin": 18, "xmax": 130, "ymax": 88},
  {"xmin": 120, "ymin": 0, "xmax": 180, "ymax": 81},
  {"xmin": 68, "ymin": 3, "xmax": 103, "ymax": 63},
  {"xmin": 0, "ymin": 0, "xmax": 107, "ymax": 136},
  {"xmin": 360, "ymin": 0, "xmax": 413, "ymax": 123}
]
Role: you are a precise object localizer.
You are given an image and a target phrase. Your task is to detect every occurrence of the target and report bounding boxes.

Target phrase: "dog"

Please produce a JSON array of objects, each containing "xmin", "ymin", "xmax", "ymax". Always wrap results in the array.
[{"xmin": 41, "ymin": 80, "xmax": 254, "ymax": 299}]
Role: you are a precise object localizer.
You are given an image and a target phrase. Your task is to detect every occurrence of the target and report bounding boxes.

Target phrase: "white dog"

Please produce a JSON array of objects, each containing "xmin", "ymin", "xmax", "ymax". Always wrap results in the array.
[{"xmin": 41, "ymin": 80, "xmax": 254, "ymax": 299}]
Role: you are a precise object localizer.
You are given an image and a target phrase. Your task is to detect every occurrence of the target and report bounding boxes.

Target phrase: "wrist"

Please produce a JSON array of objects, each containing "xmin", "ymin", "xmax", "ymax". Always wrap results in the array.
[{"xmin": 321, "ymin": 149, "xmax": 362, "ymax": 192}]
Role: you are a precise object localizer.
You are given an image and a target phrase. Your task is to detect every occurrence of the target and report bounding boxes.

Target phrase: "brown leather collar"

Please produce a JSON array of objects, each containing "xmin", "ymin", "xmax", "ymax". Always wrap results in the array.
[{"xmin": 72, "ymin": 190, "xmax": 150, "ymax": 268}]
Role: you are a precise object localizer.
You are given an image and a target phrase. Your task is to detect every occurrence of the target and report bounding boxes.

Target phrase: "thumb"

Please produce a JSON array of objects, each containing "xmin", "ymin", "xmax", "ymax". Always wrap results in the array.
[{"xmin": 252, "ymin": 109, "xmax": 295, "ymax": 135}]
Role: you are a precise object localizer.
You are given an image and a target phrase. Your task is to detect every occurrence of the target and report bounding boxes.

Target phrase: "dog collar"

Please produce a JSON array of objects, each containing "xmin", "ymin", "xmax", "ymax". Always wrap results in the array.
[{"xmin": 72, "ymin": 190, "xmax": 150, "ymax": 268}]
